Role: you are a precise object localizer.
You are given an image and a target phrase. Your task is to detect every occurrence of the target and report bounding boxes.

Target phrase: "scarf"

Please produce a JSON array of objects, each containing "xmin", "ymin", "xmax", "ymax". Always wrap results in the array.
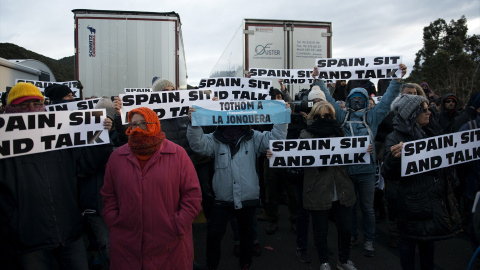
[
  {"xmin": 127, "ymin": 128, "xmax": 165, "ymax": 160},
  {"xmin": 4, "ymin": 104, "xmax": 46, "ymax": 113},
  {"xmin": 306, "ymin": 118, "xmax": 344, "ymax": 138},
  {"xmin": 221, "ymin": 126, "xmax": 247, "ymax": 150}
]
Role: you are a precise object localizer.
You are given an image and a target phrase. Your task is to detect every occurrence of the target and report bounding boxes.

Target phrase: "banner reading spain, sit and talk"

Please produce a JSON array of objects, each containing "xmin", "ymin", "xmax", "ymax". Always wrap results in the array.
[
  {"xmin": 314, "ymin": 56, "xmax": 403, "ymax": 80},
  {"xmin": 191, "ymin": 100, "xmax": 291, "ymax": 126}
]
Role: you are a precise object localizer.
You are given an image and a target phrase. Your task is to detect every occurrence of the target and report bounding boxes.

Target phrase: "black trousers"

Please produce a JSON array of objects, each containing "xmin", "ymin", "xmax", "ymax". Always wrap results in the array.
[
  {"xmin": 310, "ymin": 201, "xmax": 352, "ymax": 264},
  {"xmin": 206, "ymin": 202, "xmax": 256, "ymax": 268}
]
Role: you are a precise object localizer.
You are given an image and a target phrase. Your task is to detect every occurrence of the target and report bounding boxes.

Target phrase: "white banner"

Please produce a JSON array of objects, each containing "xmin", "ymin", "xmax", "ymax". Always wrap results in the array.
[
  {"xmin": 15, "ymin": 79, "xmax": 81, "ymax": 99},
  {"xmin": 269, "ymin": 136, "xmax": 370, "ymax": 167},
  {"xmin": 0, "ymin": 109, "xmax": 110, "ymax": 159},
  {"xmin": 198, "ymin": 77, "xmax": 271, "ymax": 91},
  {"xmin": 124, "ymin": 88, "xmax": 152, "ymax": 93},
  {"xmin": 248, "ymin": 69, "xmax": 317, "ymax": 85},
  {"xmin": 314, "ymin": 56, "xmax": 402, "ymax": 80},
  {"xmin": 119, "ymin": 88, "xmax": 272, "ymax": 124},
  {"xmin": 46, "ymin": 98, "xmax": 101, "ymax": 111},
  {"xmin": 401, "ymin": 128, "xmax": 480, "ymax": 176}
]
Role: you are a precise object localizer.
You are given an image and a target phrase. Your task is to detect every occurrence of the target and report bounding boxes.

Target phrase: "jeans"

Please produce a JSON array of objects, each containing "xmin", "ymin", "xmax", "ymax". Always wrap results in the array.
[
  {"xmin": 86, "ymin": 214, "xmax": 110, "ymax": 263},
  {"xmin": 264, "ymin": 159, "xmax": 297, "ymax": 223},
  {"xmin": 231, "ymin": 213, "xmax": 259, "ymax": 244},
  {"xmin": 311, "ymin": 201, "xmax": 352, "ymax": 264},
  {"xmin": 20, "ymin": 237, "xmax": 88, "ymax": 270},
  {"xmin": 399, "ymin": 238, "xmax": 435, "ymax": 270},
  {"xmin": 206, "ymin": 202, "xmax": 256, "ymax": 268},
  {"xmin": 350, "ymin": 173, "xmax": 376, "ymax": 242},
  {"xmin": 295, "ymin": 182, "xmax": 311, "ymax": 250}
]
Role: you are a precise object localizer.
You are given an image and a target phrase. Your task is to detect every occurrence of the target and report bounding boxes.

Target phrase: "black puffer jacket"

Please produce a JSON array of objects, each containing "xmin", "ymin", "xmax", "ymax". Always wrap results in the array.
[
  {"xmin": 0, "ymin": 145, "xmax": 112, "ymax": 255},
  {"xmin": 382, "ymin": 116, "xmax": 460, "ymax": 241}
]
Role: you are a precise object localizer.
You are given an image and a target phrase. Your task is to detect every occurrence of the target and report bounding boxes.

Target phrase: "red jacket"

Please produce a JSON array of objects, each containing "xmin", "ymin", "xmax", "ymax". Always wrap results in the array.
[{"xmin": 102, "ymin": 139, "xmax": 202, "ymax": 269}]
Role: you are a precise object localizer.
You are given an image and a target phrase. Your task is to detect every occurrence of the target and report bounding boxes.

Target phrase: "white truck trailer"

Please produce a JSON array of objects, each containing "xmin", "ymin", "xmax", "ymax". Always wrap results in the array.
[
  {"xmin": 210, "ymin": 19, "xmax": 332, "ymax": 96},
  {"xmin": 73, "ymin": 9, "xmax": 188, "ymax": 98}
]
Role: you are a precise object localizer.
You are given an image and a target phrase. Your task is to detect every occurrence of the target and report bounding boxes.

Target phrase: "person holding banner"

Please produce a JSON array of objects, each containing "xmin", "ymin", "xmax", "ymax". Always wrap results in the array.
[
  {"xmin": 382, "ymin": 94, "xmax": 460, "ymax": 270},
  {"xmin": 0, "ymin": 82, "xmax": 113, "ymax": 270},
  {"xmin": 297, "ymin": 101, "xmax": 358, "ymax": 270},
  {"xmin": 312, "ymin": 63, "xmax": 407, "ymax": 257},
  {"xmin": 187, "ymin": 106, "xmax": 288, "ymax": 270},
  {"xmin": 44, "ymin": 84, "xmax": 76, "ymax": 104},
  {"xmin": 101, "ymin": 107, "xmax": 202, "ymax": 270}
]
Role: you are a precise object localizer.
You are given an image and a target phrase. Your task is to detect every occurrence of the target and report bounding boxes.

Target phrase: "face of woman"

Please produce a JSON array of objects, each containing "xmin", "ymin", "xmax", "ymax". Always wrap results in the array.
[
  {"xmin": 130, "ymin": 113, "xmax": 148, "ymax": 130},
  {"xmin": 314, "ymin": 108, "xmax": 333, "ymax": 120},
  {"xmin": 416, "ymin": 102, "xmax": 431, "ymax": 127}
]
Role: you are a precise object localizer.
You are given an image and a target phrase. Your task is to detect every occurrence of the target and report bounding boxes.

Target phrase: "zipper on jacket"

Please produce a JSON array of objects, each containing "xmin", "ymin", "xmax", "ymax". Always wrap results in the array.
[{"xmin": 44, "ymin": 163, "xmax": 62, "ymax": 244}]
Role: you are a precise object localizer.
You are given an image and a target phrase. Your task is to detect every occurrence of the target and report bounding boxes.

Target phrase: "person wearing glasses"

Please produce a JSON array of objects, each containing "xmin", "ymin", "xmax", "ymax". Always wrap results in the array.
[
  {"xmin": 101, "ymin": 107, "xmax": 202, "ymax": 270},
  {"xmin": 297, "ymin": 101, "xmax": 358, "ymax": 270},
  {"xmin": 382, "ymin": 94, "xmax": 460, "ymax": 270},
  {"xmin": 0, "ymin": 82, "xmax": 113, "ymax": 269},
  {"xmin": 438, "ymin": 93, "xmax": 460, "ymax": 134}
]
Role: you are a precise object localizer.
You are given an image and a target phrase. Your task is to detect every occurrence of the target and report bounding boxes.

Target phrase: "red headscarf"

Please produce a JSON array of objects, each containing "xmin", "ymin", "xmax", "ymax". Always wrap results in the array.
[{"xmin": 126, "ymin": 107, "xmax": 166, "ymax": 160}]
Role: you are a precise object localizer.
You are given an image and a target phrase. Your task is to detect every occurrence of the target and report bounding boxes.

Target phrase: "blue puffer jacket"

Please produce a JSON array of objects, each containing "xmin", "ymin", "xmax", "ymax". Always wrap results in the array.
[
  {"xmin": 314, "ymin": 79, "xmax": 402, "ymax": 175},
  {"xmin": 187, "ymin": 124, "xmax": 287, "ymax": 209}
]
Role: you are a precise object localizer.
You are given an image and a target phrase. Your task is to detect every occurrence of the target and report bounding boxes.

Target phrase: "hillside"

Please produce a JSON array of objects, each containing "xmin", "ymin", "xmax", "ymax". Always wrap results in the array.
[{"xmin": 0, "ymin": 43, "xmax": 74, "ymax": 82}]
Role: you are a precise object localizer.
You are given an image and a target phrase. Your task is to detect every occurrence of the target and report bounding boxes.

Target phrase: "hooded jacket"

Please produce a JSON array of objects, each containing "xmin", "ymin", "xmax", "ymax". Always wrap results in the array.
[
  {"xmin": 187, "ymin": 123, "xmax": 287, "ymax": 209},
  {"xmin": 381, "ymin": 115, "xmax": 460, "ymax": 241},
  {"xmin": 438, "ymin": 93, "xmax": 459, "ymax": 133},
  {"xmin": 314, "ymin": 79, "xmax": 402, "ymax": 175}
]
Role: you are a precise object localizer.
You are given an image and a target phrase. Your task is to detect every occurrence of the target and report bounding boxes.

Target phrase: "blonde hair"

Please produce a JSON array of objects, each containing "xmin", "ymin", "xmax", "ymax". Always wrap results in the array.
[{"xmin": 306, "ymin": 101, "xmax": 336, "ymax": 120}]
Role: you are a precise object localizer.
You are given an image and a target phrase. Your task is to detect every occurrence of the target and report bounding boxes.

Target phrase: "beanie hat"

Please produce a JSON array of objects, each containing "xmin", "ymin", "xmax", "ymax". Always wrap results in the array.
[
  {"xmin": 308, "ymin": 86, "xmax": 326, "ymax": 101},
  {"xmin": 472, "ymin": 94, "xmax": 480, "ymax": 110},
  {"xmin": 391, "ymin": 94, "xmax": 428, "ymax": 120},
  {"xmin": 44, "ymin": 84, "xmax": 73, "ymax": 101},
  {"xmin": 152, "ymin": 76, "xmax": 161, "ymax": 85},
  {"xmin": 7, "ymin": 82, "xmax": 45, "ymax": 105},
  {"xmin": 94, "ymin": 97, "xmax": 115, "ymax": 120},
  {"xmin": 126, "ymin": 107, "xmax": 161, "ymax": 136},
  {"xmin": 152, "ymin": 79, "xmax": 175, "ymax": 92},
  {"xmin": 467, "ymin": 92, "xmax": 480, "ymax": 107}
]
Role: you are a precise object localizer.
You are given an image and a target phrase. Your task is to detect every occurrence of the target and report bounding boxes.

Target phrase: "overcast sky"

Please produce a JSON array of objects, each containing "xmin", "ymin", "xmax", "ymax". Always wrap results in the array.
[{"xmin": 1, "ymin": 0, "xmax": 479, "ymax": 87}]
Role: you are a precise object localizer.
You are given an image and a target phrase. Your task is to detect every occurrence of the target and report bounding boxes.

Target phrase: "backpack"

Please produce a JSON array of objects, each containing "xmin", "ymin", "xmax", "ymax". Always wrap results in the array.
[{"xmin": 340, "ymin": 109, "xmax": 375, "ymax": 144}]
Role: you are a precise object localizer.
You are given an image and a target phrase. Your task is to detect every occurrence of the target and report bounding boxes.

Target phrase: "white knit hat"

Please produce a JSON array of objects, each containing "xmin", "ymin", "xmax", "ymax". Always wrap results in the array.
[{"xmin": 308, "ymin": 86, "xmax": 326, "ymax": 101}]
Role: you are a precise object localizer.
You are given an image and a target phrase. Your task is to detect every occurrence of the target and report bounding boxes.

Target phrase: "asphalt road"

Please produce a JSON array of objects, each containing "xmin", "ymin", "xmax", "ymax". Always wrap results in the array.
[{"xmin": 193, "ymin": 206, "xmax": 476, "ymax": 270}]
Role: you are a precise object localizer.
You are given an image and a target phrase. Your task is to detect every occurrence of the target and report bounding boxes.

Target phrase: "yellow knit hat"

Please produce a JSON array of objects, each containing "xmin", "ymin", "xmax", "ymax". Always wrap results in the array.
[{"xmin": 7, "ymin": 82, "xmax": 45, "ymax": 105}]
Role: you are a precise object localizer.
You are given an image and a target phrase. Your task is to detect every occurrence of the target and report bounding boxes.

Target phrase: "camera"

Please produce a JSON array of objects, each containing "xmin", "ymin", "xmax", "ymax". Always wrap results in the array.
[{"xmin": 291, "ymin": 88, "xmax": 315, "ymax": 114}]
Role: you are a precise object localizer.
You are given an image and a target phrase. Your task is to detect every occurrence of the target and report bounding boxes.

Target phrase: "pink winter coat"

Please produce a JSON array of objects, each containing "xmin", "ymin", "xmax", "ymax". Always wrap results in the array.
[{"xmin": 101, "ymin": 139, "xmax": 202, "ymax": 270}]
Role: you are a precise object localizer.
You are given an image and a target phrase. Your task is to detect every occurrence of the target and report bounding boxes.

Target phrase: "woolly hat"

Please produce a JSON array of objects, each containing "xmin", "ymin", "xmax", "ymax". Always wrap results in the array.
[
  {"xmin": 391, "ymin": 94, "xmax": 428, "ymax": 120},
  {"xmin": 472, "ymin": 94, "xmax": 480, "ymax": 110},
  {"xmin": 94, "ymin": 97, "xmax": 115, "ymax": 120},
  {"xmin": 152, "ymin": 76, "xmax": 160, "ymax": 85},
  {"xmin": 467, "ymin": 92, "xmax": 480, "ymax": 107},
  {"xmin": 308, "ymin": 86, "xmax": 326, "ymax": 101},
  {"xmin": 7, "ymin": 82, "xmax": 45, "ymax": 105},
  {"xmin": 44, "ymin": 84, "xmax": 73, "ymax": 101},
  {"xmin": 152, "ymin": 79, "xmax": 175, "ymax": 92},
  {"xmin": 126, "ymin": 107, "xmax": 161, "ymax": 136}
]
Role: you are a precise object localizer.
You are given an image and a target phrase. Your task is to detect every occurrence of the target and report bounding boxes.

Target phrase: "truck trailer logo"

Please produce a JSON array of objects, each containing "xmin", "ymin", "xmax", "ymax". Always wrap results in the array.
[
  {"xmin": 254, "ymin": 43, "xmax": 281, "ymax": 56},
  {"xmin": 88, "ymin": 25, "xmax": 96, "ymax": 57}
]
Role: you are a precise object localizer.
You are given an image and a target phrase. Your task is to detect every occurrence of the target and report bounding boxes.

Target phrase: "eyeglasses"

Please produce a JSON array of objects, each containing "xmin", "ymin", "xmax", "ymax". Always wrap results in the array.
[
  {"xmin": 129, "ymin": 121, "xmax": 155, "ymax": 129},
  {"xmin": 420, "ymin": 108, "xmax": 430, "ymax": 113},
  {"xmin": 314, "ymin": 113, "xmax": 333, "ymax": 120},
  {"xmin": 445, "ymin": 99, "xmax": 456, "ymax": 104},
  {"xmin": 15, "ymin": 101, "xmax": 44, "ymax": 108}
]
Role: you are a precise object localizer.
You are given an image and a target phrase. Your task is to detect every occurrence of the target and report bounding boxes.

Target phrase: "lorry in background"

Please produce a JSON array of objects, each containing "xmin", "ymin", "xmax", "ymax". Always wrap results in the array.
[
  {"xmin": 210, "ymin": 19, "xmax": 332, "ymax": 97},
  {"xmin": 73, "ymin": 9, "xmax": 188, "ymax": 98}
]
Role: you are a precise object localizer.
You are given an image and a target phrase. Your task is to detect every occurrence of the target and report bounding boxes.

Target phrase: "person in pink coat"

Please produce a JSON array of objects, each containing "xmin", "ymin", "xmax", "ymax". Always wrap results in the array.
[{"xmin": 101, "ymin": 107, "xmax": 202, "ymax": 269}]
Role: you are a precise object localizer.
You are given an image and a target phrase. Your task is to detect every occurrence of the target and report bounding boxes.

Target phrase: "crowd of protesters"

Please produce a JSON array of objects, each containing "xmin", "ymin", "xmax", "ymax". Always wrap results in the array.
[{"xmin": 0, "ymin": 63, "xmax": 479, "ymax": 270}]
